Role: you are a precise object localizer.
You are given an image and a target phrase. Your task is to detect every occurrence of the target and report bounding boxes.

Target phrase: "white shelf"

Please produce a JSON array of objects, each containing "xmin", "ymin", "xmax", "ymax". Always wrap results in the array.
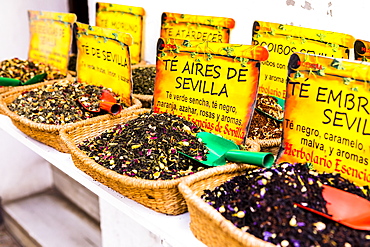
[{"xmin": 0, "ymin": 114, "xmax": 206, "ymax": 247}]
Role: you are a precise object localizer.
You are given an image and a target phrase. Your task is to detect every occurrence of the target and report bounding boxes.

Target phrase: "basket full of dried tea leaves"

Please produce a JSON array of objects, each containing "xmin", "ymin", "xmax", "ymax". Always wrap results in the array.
[
  {"xmin": 248, "ymin": 94, "xmax": 284, "ymax": 150},
  {"xmin": 131, "ymin": 63, "xmax": 156, "ymax": 108},
  {"xmin": 0, "ymin": 58, "xmax": 69, "ymax": 95},
  {"xmin": 0, "ymin": 79, "xmax": 142, "ymax": 152},
  {"xmin": 178, "ymin": 163, "xmax": 370, "ymax": 247},
  {"xmin": 59, "ymin": 109, "xmax": 260, "ymax": 215}
]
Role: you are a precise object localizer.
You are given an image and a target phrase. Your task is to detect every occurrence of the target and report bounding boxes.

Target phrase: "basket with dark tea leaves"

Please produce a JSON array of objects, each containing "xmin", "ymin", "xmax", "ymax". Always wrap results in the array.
[
  {"xmin": 60, "ymin": 109, "xmax": 260, "ymax": 215},
  {"xmin": 179, "ymin": 162, "xmax": 370, "ymax": 247}
]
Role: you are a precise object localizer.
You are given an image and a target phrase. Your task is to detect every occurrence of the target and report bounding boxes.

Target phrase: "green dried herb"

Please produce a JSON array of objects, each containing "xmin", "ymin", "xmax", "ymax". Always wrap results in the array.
[
  {"xmin": 0, "ymin": 58, "xmax": 66, "ymax": 83},
  {"xmin": 78, "ymin": 112, "xmax": 210, "ymax": 180},
  {"xmin": 8, "ymin": 80, "xmax": 125, "ymax": 124},
  {"xmin": 132, "ymin": 66, "xmax": 156, "ymax": 95}
]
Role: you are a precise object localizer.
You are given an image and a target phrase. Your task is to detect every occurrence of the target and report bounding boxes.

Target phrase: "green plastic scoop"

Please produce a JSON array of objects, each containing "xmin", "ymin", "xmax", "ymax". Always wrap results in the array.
[
  {"xmin": 181, "ymin": 132, "xmax": 275, "ymax": 168},
  {"xmin": 0, "ymin": 73, "xmax": 47, "ymax": 87},
  {"xmin": 255, "ymin": 96, "xmax": 285, "ymax": 122}
]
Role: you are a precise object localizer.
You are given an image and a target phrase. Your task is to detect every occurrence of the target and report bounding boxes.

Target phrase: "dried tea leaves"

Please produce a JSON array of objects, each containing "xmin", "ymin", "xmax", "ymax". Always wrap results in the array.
[
  {"xmin": 248, "ymin": 94, "xmax": 283, "ymax": 140},
  {"xmin": 202, "ymin": 163, "xmax": 370, "ymax": 246},
  {"xmin": 8, "ymin": 80, "xmax": 124, "ymax": 124},
  {"xmin": 132, "ymin": 66, "xmax": 156, "ymax": 95},
  {"xmin": 257, "ymin": 94, "xmax": 284, "ymax": 121},
  {"xmin": 0, "ymin": 58, "xmax": 66, "ymax": 83},
  {"xmin": 78, "ymin": 112, "xmax": 209, "ymax": 180}
]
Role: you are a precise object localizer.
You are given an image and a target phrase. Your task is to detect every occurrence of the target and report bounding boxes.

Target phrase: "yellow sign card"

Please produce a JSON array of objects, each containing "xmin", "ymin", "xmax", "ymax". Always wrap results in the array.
[
  {"xmin": 75, "ymin": 22, "xmax": 133, "ymax": 106},
  {"xmin": 28, "ymin": 10, "xmax": 77, "ymax": 74},
  {"xmin": 96, "ymin": 2, "xmax": 145, "ymax": 64},
  {"xmin": 160, "ymin": 12, "xmax": 235, "ymax": 43},
  {"xmin": 277, "ymin": 52, "xmax": 370, "ymax": 186},
  {"xmin": 252, "ymin": 21, "xmax": 355, "ymax": 101},
  {"xmin": 354, "ymin": 39, "xmax": 370, "ymax": 61},
  {"xmin": 153, "ymin": 38, "xmax": 268, "ymax": 144}
]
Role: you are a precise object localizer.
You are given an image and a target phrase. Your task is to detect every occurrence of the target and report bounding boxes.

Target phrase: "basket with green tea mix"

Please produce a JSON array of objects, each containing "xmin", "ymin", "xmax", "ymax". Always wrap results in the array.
[
  {"xmin": 59, "ymin": 109, "xmax": 261, "ymax": 215},
  {"xmin": 178, "ymin": 162, "xmax": 370, "ymax": 247},
  {"xmin": 131, "ymin": 63, "xmax": 156, "ymax": 108},
  {"xmin": 248, "ymin": 94, "xmax": 283, "ymax": 151},
  {"xmin": 0, "ymin": 58, "xmax": 68, "ymax": 95},
  {"xmin": 0, "ymin": 79, "xmax": 142, "ymax": 152}
]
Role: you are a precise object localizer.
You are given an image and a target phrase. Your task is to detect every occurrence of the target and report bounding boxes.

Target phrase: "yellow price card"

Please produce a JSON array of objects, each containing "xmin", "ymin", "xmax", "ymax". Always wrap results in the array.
[
  {"xmin": 28, "ymin": 10, "xmax": 77, "ymax": 74},
  {"xmin": 153, "ymin": 38, "xmax": 268, "ymax": 145},
  {"xmin": 354, "ymin": 39, "xmax": 370, "ymax": 62},
  {"xmin": 75, "ymin": 22, "xmax": 133, "ymax": 106},
  {"xmin": 252, "ymin": 21, "xmax": 354, "ymax": 101},
  {"xmin": 160, "ymin": 12, "xmax": 235, "ymax": 43},
  {"xmin": 277, "ymin": 52, "xmax": 370, "ymax": 186},
  {"xmin": 96, "ymin": 2, "xmax": 145, "ymax": 64}
]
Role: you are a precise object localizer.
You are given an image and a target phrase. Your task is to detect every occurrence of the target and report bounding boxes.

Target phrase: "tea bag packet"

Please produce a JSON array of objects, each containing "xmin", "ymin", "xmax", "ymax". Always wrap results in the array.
[
  {"xmin": 74, "ymin": 22, "xmax": 133, "ymax": 107},
  {"xmin": 160, "ymin": 12, "xmax": 235, "ymax": 43},
  {"xmin": 252, "ymin": 21, "xmax": 355, "ymax": 102},
  {"xmin": 354, "ymin": 39, "xmax": 370, "ymax": 61},
  {"xmin": 153, "ymin": 38, "xmax": 268, "ymax": 145},
  {"xmin": 28, "ymin": 10, "xmax": 77, "ymax": 75},
  {"xmin": 277, "ymin": 52, "xmax": 370, "ymax": 187},
  {"xmin": 96, "ymin": 3, "xmax": 145, "ymax": 65}
]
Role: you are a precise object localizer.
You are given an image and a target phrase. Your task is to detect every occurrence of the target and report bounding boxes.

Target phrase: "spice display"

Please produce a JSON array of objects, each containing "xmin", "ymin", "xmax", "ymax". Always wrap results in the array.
[
  {"xmin": 201, "ymin": 163, "xmax": 370, "ymax": 246},
  {"xmin": 0, "ymin": 58, "xmax": 66, "ymax": 83},
  {"xmin": 248, "ymin": 94, "xmax": 283, "ymax": 140},
  {"xmin": 8, "ymin": 80, "xmax": 124, "ymax": 124},
  {"xmin": 132, "ymin": 66, "xmax": 156, "ymax": 95},
  {"xmin": 78, "ymin": 112, "xmax": 210, "ymax": 180}
]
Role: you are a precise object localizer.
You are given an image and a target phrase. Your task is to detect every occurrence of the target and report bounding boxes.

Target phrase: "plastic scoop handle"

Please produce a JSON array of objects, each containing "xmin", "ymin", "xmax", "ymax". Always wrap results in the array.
[
  {"xmin": 78, "ymin": 89, "xmax": 122, "ymax": 115},
  {"xmin": 0, "ymin": 73, "xmax": 47, "ymax": 86},
  {"xmin": 99, "ymin": 100, "xmax": 122, "ymax": 115},
  {"xmin": 21, "ymin": 73, "xmax": 47, "ymax": 86},
  {"xmin": 225, "ymin": 150, "xmax": 274, "ymax": 168},
  {"xmin": 0, "ymin": 77, "xmax": 21, "ymax": 86},
  {"xmin": 179, "ymin": 150, "xmax": 274, "ymax": 168}
]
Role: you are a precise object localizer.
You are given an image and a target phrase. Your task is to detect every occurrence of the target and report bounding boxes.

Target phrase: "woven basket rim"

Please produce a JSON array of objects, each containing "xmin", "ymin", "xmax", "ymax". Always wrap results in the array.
[
  {"xmin": 178, "ymin": 164, "xmax": 276, "ymax": 247},
  {"xmin": 254, "ymin": 137, "xmax": 281, "ymax": 148},
  {"xmin": 132, "ymin": 94, "xmax": 153, "ymax": 101},
  {"xmin": 0, "ymin": 79, "xmax": 143, "ymax": 132},
  {"xmin": 243, "ymin": 138, "xmax": 260, "ymax": 152},
  {"xmin": 60, "ymin": 110, "xmax": 262, "ymax": 189}
]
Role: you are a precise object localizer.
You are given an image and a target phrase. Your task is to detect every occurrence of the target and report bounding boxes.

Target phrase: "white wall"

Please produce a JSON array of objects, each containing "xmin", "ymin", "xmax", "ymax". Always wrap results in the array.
[
  {"xmin": 0, "ymin": 0, "xmax": 69, "ymax": 61},
  {"xmin": 88, "ymin": 0, "xmax": 370, "ymax": 64}
]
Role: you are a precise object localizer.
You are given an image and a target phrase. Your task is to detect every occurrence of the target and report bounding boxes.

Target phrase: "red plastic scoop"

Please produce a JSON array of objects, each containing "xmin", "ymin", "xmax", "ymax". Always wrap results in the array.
[
  {"xmin": 78, "ymin": 89, "xmax": 122, "ymax": 115},
  {"xmin": 296, "ymin": 185, "xmax": 370, "ymax": 230}
]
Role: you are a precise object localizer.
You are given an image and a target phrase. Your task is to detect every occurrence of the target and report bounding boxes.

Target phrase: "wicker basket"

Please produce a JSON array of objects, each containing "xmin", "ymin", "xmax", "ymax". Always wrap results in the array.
[
  {"xmin": 132, "ymin": 94, "xmax": 153, "ymax": 109},
  {"xmin": 254, "ymin": 138, "xmax": 281, "ymax": 150},
  {"xmin": 0, "ymin": 86, "xmax": 15, "ymax": 97},
  {"xmin": 178, "ymin": 164, "xmax": 276, "ymax": 247},
  {"xmin": 0, "ymin": 79, "xmax": 142, "ymax": 153},
  {"xmin": 59, "ymin": 109, "xmax": 261, "ymax": 215}
]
